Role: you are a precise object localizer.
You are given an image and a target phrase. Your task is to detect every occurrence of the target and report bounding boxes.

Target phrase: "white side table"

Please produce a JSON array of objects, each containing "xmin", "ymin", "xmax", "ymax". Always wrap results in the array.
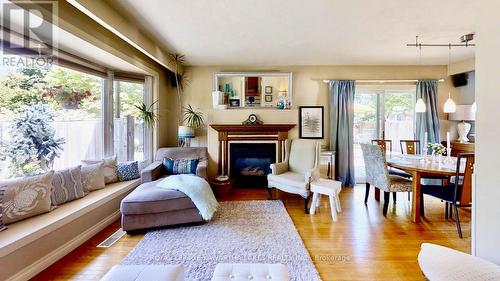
[{"xmin": 310, "ymin": 179, "xmax": 342, "ymax": 221}]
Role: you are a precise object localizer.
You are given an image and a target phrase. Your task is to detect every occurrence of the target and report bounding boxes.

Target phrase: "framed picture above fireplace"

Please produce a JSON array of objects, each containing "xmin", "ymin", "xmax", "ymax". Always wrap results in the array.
[{"xmin": 299, "ymin": 106, "xmax": 324, "ymax": 139}]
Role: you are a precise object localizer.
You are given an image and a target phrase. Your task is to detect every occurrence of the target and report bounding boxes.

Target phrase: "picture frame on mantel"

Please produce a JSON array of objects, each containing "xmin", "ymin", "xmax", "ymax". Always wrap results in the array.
[{"xmin": 299, "ymin": 106, "xmax": 324, "ymax": 139}]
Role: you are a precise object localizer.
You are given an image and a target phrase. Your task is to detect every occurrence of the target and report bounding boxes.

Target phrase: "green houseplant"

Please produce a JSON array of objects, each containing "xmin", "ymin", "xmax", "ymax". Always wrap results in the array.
[
  {"xmin": 134, "ymin": 101, "xmax": 158, "ymax": 129},
  {"xmin": 177, "ymin": 104, "xmax": 204, "ymax": 147},
  {"xmin": 168, "ymin": 53, "xmax": 190, "ymax": 125},
  {"xmin": 183, "ymin": 104, "xmax": 204, "ymax": 129}
]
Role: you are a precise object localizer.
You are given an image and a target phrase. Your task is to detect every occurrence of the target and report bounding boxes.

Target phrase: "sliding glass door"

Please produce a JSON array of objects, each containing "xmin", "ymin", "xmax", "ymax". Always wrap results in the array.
[{"xmin": 353, "ymin": 88, "xmax": 415, "ymax": 183}]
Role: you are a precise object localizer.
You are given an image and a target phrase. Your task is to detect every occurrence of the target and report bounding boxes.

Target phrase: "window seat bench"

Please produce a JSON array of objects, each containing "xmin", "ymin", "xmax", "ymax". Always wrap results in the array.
[{"xmin": 0, "ymin": 179, "xmax": 140, "ymax": 281}]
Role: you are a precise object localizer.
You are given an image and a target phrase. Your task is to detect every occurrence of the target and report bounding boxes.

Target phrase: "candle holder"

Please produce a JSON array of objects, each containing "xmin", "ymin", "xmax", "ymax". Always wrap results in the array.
[{"xmin": 444, "ymin": 148, "xmax": 452, "ymax": 164}]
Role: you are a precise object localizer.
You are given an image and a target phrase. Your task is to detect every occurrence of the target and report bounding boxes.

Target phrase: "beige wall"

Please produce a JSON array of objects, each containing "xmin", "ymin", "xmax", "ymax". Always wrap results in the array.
[
  {"xmin": 179, "ymin": 65, "xmax": 461, "ymax": 177},
  {"xmin": 473, "ymin": 3, "xmax": 500, "ymax": 263}
]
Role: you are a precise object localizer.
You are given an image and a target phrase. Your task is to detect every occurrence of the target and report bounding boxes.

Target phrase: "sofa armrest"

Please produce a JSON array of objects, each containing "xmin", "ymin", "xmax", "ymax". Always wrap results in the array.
[
  {"xmin": 304, "ymin": 167, "xmax": 320, "ymax": 183},
  {"xmin": 141, "ymin": 161, "xmax": 163, "ymax": 183},
  {"xmin": 270, "ymin": 161, "xmax": 288, "ymax": 175},
  {"xmin": 196, "ymin": 160, "xmax": 208, "ymax": 180}
]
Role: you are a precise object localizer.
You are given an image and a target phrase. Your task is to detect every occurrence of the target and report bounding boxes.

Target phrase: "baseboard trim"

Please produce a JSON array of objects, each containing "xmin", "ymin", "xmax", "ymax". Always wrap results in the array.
[{"xmin": 6, "ymin": 211, "xmax": 120, "ymax": 281}]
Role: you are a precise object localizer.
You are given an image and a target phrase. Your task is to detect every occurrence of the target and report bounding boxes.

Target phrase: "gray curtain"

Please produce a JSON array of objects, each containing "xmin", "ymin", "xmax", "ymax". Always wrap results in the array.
[
  {"xmin": 416, "ymin": 80, "xmax": 441, "ymax": 152},
  {"xmin": 329, "ymin": 80, "xmax": 355, "ymax": 187}
]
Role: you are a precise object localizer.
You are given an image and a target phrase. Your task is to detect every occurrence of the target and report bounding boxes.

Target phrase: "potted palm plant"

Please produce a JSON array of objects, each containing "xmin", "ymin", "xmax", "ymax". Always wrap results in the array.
[
  {"xmin": 134, "ymin": 101, "xmax": 158, "ymax": 129},
  {"xmin": 178, "ymin": 104, "xmax": 204, "ymax": 147}
]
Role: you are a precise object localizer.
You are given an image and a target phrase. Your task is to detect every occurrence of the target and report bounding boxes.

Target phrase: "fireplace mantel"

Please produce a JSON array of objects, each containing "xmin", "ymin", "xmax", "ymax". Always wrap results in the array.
[{"xmin": 210, "ymin": 124, "xmax": 296, "ymax": 176}]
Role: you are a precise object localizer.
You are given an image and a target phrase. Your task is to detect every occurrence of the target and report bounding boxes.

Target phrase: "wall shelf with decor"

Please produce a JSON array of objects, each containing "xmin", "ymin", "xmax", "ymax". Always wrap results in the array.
[{"xmin": 212, "ymin": 72, "xmax": 293, "ymax": 110}]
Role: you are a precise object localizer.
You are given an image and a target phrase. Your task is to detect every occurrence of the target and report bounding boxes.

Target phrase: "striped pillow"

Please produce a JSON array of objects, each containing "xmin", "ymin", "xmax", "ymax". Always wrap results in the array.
[
  {"xmin": 0, "ymin": 187, "xmax": 6, "ymax": 232},
  {"xmin": 51, "ymin": 166, "xmax": 85, "ymax": 206},
  {"xmin": 163, "ymin": 158, "xmax": 199, "ymax": 175}
]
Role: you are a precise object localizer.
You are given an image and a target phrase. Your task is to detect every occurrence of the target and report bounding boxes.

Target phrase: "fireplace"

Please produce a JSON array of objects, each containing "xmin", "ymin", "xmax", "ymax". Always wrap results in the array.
[{"xmin": 230, "ymin": 143, "xmax": 276, "ymax": 188}]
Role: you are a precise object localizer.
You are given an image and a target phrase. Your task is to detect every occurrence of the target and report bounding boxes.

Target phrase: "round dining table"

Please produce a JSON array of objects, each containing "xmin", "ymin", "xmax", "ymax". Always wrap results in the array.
[{"xmin": 384, "ymin": 154, "xmax": 464, "ymax": 223}]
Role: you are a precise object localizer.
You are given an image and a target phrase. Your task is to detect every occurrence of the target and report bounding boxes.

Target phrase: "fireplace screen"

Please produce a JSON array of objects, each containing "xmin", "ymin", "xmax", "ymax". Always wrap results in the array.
[{"xmin": 230, "ymin": 143, "xmax": 276, "ymax": 188}]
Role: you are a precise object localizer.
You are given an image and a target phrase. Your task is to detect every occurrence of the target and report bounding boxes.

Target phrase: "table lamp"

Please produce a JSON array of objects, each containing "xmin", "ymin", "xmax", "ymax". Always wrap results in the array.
[
  {"xmin": 449, "ymin": 104, "xmax": 475, "ymax": 143},
  {"xmin": 178, "ymin": 125, "xmax": 195, "ymax": 147}
]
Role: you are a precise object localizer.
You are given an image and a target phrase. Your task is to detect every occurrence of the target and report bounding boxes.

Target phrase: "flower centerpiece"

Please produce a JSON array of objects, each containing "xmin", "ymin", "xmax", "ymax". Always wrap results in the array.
[
  {"xmin": 427, "ymin": 143, "xmax": 446, "ymax": 155},
  {"xmin": 42, "ymin": 85, "xmax": 94, "ymax": 110},
  {"xmin": 427, "ymin": 143, "xmax": 445, "ymax": 163}
]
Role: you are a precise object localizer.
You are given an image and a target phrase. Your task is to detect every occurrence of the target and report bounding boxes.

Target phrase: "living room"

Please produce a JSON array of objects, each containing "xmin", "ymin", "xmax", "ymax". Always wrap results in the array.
[{"xmin": 0, "ymin": 1, "xmax": 499, "ymax": 281}]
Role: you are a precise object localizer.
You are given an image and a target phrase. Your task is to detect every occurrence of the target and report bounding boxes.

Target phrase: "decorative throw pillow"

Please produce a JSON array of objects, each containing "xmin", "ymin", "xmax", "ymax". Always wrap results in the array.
[
  {"xmin": 51, "ymin": 166, "xmax": 85, "ymax": 206},
  {"xmin": 163, "ymin": 158, "xmax": 199, "ymax": 175},
  {"xmin": 0, "ymin": 187, "xmax": 7, "ymax": 232},
  {"xmin": 116, "ymin": 161, "xmax": 140, "ymax": 181},
  {"xmin": 82, "ymin": 155, "xmax": 118, "ymax": 184},
  {"xmin": 81, "ymin": 162, "xmax": 105, "ymax": 192},
  {"xmin": 0, "ymin": 171, "xmax": 54, "ymax": 224}
]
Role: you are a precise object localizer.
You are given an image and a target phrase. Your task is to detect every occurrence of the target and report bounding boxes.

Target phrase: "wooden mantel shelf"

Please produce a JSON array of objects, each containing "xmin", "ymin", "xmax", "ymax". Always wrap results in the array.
[
  {"xmin": 210, "ymin": 124, "xmax": 295, "ymax": 132},
  {"xmin": 210, "ymin": 124, "xmax": 296, "ymax": 176}
]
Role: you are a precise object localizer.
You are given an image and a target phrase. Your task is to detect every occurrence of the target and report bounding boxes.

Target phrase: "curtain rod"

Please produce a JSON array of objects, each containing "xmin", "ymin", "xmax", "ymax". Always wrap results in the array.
[{"xmin": 321, "ymin": 79, "xmax": 445, "ymax": 83}]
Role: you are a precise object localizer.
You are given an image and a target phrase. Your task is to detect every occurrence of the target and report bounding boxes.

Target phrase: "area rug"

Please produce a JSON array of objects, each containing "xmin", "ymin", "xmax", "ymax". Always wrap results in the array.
[{"xmin": 122, "ymin": 200, "xmax": 321, "ymax": 281}]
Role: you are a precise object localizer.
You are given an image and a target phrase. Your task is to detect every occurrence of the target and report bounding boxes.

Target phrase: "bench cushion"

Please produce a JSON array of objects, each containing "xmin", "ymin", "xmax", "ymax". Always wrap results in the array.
[
  {"xmin": 120, "ymin": 179, "xmax": 196, "ymax": 215},
  {"xmin": 100, "ymin": 265, "xmax": 183, "ymax": 281},
  {"xmin": 212, "ymin": 263, "xmax": 289, "ymax": 281}
]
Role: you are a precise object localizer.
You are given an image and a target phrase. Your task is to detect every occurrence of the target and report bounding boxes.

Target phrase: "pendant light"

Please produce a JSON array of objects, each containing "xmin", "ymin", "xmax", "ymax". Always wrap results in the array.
[
  {"xmin": 443, "ymin": 92, "xmax": 456, "ymax": 113},
  {"xmin": 415, "ymin": 98, "xmax": 426, "ymax": 112},
  {"xmin": 414, "ymin": 43, "xmax": 426, "ymax": 113},
  {"xmin": 444, "ymin": 46, "xmax": 456, "ymax": 113}
]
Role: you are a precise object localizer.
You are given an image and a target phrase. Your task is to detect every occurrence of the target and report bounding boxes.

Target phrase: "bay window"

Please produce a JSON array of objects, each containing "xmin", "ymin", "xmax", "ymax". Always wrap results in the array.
[{"xmin": 0, "ymin": 57, "xmax": 153, "ymax": 179}]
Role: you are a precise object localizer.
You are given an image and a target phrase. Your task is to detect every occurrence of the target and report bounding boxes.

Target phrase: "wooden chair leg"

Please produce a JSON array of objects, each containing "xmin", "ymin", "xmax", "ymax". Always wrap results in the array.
[
  {"xmin": 267, "ymin": 187, "xmax": 273, "ymax": 199},
  {"xmin": 449, "ymin": 204, "xmax": 453, "ymax": 218},
  {"xmin": 392, "ymin": 192, "xmax": 397, "ymax": 203},
  {"xmin": 420, "ymin": 193, "xmax": 425, "ymax": 217},
  {"xmin": 364, "ymin": 183, "xmax": 370, "ymax": 205},
  {"xmin": 453, "ymin": 204, "xmax": 463, "ymax": 238},
  {"xmin": 304, "ymin": 197, "xmax": 310, "ymax": 214},
  {"xmin": 383, "ymin": 192, "xmax": 390, "ymax": 216}
]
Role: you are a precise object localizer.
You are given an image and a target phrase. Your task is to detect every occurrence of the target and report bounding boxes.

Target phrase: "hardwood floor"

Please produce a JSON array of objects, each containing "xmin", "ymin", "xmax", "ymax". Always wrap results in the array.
[{"xmin": 32, "ymin": 185, "xmax": 470, "ymax": 281}]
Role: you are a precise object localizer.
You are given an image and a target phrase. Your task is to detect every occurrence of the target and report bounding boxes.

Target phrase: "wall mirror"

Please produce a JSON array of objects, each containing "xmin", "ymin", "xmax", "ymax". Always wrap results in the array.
[{"xmin": 213, "ymin": 72, "xmax": 293, "ymax": 109}]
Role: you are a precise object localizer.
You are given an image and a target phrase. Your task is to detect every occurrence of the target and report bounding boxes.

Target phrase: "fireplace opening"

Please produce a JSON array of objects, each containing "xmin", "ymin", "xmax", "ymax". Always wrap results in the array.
[{"xmin": 230, "ymin": 143, "xmax": 276, "ymax": 188}]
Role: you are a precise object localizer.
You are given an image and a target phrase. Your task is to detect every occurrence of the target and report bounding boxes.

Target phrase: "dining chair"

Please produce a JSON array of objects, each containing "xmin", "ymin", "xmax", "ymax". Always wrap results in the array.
[
  {"xmin": 420, "ymin": 153, "xmax": 474, "ymax": 238},
  {"xmin": 361, "ymin": 143, "xmax": 413, "ymax": 215},
  {"xmin": 400, "ymin": 140, "xmax": 420, "ymax": 155},
  {"xmin": 371, "ymin": 139, "xmax": 392, "ymax": 152},
  {"xmin": 372, "ymin": 139, "xmax": 407, "ymax": 202}
]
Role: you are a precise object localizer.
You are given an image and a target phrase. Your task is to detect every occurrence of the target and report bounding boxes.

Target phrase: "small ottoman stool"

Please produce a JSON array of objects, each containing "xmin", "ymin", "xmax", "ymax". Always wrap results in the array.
[
  {"xmin": 100, "ymin": 265, "xmax": 184, "ymax": 281},
  {"xmin": 309, "ymin": 179, "xmax": 342, "ymax": 221},
  {"xmin": 211, "ymin": 263, "xmax": 289, "ymax": 281}
]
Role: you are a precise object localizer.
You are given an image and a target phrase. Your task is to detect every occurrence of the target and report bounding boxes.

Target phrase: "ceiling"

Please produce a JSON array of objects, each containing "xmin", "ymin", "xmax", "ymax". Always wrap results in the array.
[
  {"xmin": 4, "ymin": 0, "xmax": 147, "ymax": 74},
  {"xmin": 112, "ymin": 0, "xmax": 477, "ymax": 66}
]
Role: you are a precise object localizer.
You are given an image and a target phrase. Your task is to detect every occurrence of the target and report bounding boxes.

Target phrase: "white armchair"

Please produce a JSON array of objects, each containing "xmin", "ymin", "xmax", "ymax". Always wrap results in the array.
[{"xmin": 267, "ymin": 139, "xmax": 320, "ymax": 213}]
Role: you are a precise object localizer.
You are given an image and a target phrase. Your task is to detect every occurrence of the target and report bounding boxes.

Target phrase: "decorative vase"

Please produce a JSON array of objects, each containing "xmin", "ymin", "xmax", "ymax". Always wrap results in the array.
[
  {"xmin": 457, "ymin": 121, "xmax": 471, "ymax": 143},
  {"xmin": 212, "ymin": 91, "xmax": 223, "ymax": 108},
  {"xmin": 276, "ymin": 100, "xmax": 285, "ymax": 109}
]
